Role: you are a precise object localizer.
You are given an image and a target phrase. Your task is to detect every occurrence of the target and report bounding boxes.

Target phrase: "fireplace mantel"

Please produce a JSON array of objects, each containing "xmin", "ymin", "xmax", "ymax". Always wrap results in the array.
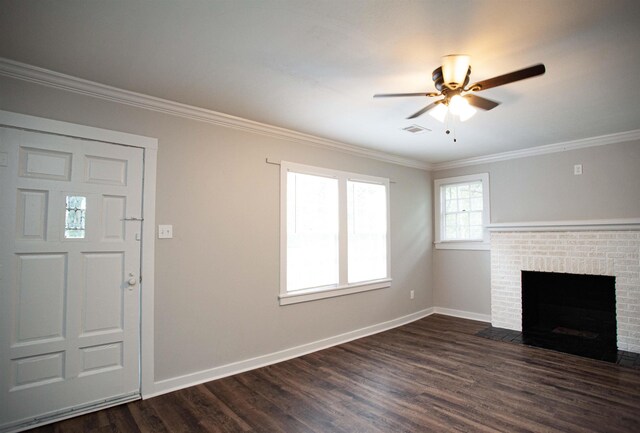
[{"xmin": 487, "ymin": 218, "xmax": 640, "ymax": 232}]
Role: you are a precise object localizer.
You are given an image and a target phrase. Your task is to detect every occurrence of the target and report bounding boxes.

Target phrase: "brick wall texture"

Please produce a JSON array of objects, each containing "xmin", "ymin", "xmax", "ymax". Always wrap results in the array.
[{"xmin": 490, "ymin": 231, "xmax": 640, "ymax": 352}]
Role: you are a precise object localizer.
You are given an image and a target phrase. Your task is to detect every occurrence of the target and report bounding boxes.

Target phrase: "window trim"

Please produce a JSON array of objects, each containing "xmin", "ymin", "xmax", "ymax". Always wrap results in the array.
[
  {"xmin": 434, "ymin": 173, "xmax": 490, "ymax": 251},
  {"xmin": 280, "ymin": 161, "xmax": 391, "ymax": 305}
]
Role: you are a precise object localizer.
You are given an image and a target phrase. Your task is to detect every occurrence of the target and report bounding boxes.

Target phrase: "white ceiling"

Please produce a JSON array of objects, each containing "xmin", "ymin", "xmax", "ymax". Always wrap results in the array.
[{"xmin": 1, "ymin": 0, "xmax": 639, "ymax": 164}]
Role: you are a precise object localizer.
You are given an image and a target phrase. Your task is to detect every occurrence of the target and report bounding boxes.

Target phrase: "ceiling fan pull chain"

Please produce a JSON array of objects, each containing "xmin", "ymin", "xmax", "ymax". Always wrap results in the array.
[
  {"xmin": 451, "ymin": 118, "xmax": 457, "ymax": 143},
  {"xmin": 453, "ymin": 116, "xmax": 457, "ymax": 142},
  {"xmin": 445, "ymin": 114, "xmax": 458, "ymax": 142}
]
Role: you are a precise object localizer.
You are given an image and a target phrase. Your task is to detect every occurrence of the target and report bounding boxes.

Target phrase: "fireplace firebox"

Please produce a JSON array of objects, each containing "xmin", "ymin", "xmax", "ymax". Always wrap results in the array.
[{"xmin": 521, "ymin": 271, "xmax": 617, "ymax": 361}]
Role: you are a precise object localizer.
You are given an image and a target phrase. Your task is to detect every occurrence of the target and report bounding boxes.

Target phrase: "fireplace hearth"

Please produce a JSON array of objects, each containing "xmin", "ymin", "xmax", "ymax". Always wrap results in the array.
[{"xmin": 521, "ymin": 271, "xmax": 617, "ymax": 361}]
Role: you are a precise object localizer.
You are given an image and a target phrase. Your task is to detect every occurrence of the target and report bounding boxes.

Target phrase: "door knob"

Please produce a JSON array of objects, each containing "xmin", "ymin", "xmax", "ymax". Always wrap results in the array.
[{"xmin": 127, "ymin": 273, "xmax": 137, "ymax": 287}]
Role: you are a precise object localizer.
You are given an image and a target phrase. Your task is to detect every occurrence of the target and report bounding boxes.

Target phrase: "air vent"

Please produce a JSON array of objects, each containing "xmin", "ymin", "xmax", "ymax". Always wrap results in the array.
[{"xmin": 401, "ymin": 124, "xmax": 431, "ymax": 134}]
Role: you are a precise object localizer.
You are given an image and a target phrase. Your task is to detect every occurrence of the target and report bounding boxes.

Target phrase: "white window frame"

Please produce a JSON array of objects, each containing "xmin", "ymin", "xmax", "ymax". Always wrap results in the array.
[
  {"xmin": 434, "ymin": 173, "xmax": 490, "ymax": 250},
  {"xmin": 280, "ymin": 161, "xmax": 391, "ymax": 305}
]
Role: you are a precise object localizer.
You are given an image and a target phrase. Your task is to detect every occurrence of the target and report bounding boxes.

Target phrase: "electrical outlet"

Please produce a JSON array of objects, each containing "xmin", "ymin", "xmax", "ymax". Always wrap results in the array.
[
  {"xmin": 574, "ymin": 164, "xmax": 583, "ymax": 175},
  {"xmin": 158, "ymin": 224, "xmax": 173, "ymax": 239},
  {"xmin": 410, "ymin": 290, "xmax": 415, "ymax": 300}
]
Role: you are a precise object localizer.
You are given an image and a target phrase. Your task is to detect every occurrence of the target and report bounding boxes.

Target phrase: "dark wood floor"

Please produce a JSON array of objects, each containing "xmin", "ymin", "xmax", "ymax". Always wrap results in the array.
[{"xmin": 29, "ymin": 315, "xmax": 640, "ymax": 432}]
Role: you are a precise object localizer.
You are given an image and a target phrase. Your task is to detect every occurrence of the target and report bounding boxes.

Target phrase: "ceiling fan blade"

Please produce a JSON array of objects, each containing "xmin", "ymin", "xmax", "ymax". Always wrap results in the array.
[
  {"xmin": 464, "ymin": 94, "xmax": 500, "ymax": 111},
  {"xmin": 407, "ymin": 102, "xmax": 439, "ymax": 119},
  {"xmin": 374, "ymin": 92, "xmax": 438, "ymax": 98},
  {"xmin": 468, "ymin": 64, "xmax": 546, "ymax": 91}
]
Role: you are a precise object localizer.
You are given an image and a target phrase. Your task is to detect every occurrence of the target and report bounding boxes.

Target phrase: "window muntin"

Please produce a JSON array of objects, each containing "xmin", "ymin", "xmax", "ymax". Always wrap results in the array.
[
  {"xmin": 281, "ymin": 162, "xmax": 390, "ymax": 303},
  {"xmin": 434, "ymin": 173, "xmax": 490, "ymax": 250}
]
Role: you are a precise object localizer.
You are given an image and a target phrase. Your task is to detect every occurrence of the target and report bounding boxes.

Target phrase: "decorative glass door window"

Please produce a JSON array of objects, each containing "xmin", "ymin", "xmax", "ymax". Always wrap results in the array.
[{"xmin": 65, "ymin": 195, "xmax": 86, "ymax": 239}]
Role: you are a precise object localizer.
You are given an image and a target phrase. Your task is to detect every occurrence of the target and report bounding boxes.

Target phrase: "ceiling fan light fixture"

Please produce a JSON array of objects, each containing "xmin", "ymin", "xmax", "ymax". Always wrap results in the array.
[
  {"xmin": 428, "ymin": 102, "xmax": 448, "ymax": 122},
  {"xmin": 441, "ymin": 54, "xmax": 470, "ymax": 89},
  {"xmin": 459, "ymin": 104, "xmax": 477, "ymax": 122},
  {"xmin": 447, "ymin": 95, "xmax": 477, "ymax": 122},
  {"xmin": 448, "ymin": 94, "xmax": 468, "ymax": 115}
]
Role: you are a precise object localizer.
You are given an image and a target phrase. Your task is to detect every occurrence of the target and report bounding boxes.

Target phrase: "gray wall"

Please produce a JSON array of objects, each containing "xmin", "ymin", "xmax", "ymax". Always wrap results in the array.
[
  {"xmin": 3, "ymin": 72, "xmax": 638, "ymax": 382},
  {"xmin": 433, "ymin": 141, "xmax": 640, "ymax": 316},
  {"xmin": 0, "ymin": 76, "xmax": 433, "ymax": 382}
]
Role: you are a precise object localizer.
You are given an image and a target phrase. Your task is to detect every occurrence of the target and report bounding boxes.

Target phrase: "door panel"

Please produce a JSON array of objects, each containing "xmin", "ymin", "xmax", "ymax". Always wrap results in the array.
[
  {"xmin": 79, "ymin": 342, "xmax": 122, "ymax": 376},
  {"xmin": 16, "ymin": 189, "xmax": 49, "ymax": 240},
  {"xmin": 0, "ymin": 127, "xmax": 143, "ymax": 431},
  {"xmin": 19, "ymin": 147, "xmax": 72, "ymax": 181},
  {"xmin": 81, "ymin": 252, "xmax": 125, "ymax": 334},
  {"xmin": 84, "ymin": 155, "xmax": 128, "ymax": 185},
  {"xmin": 102, "ymin": 195, "xmax": 126, "ymax": 240},
  {"xmin": 14, "ymin": 253, "xmax": 68, "ymax": 344},
  {"xmin": 11, "ymin": 351, "xmax": 65, "ymax": 391}
]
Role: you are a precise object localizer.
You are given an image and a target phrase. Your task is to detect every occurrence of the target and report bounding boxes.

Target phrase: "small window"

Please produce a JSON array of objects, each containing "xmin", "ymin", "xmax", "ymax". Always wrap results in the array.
[
  {"xmin": 434, "ymin": 173, "xmax": 490, "ymax": 250},
  {"xmin": 280, "ymin": 162, "xmax": 391, "ymax": 305},
  {"xmin": 65, "ymin": 195, "xmax": 86, "ymax": 239}
]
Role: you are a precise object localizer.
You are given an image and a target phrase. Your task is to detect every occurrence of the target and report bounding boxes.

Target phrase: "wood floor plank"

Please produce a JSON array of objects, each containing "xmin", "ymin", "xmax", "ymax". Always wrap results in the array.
[
  {"xmin": 126, "ymin": 398, "xmax": 171, "ymax": 433},
  {"xmin": 25, "ymin": 314, "xmax": 640, "ymax": 432}
]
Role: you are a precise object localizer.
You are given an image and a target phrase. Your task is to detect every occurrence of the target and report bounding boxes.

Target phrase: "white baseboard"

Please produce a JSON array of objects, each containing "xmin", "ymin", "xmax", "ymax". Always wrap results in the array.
[
  {"xmin": 433, "ymin": 307, "xmax": 491, "ymax": 323},
  {"xmin": 146, "ymin": 308, "xmax": 434, "ymax": 399}
]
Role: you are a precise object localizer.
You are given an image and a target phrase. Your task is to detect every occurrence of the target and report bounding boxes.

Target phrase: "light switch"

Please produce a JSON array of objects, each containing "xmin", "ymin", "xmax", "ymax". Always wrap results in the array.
[
  {"xmin": 158, "ymin": 225, "xmax": 173, "ymax": 239},
  {"xmin": 574, "ymin": 164, "xmax": 583, "ymax": 175}
]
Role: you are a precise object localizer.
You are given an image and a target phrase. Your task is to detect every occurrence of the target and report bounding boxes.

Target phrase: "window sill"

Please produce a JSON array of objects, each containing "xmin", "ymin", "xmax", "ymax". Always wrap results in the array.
[
  {"xmin": 279, "ymin": 279, "xmax": 391, "ymax": 306},
  {"xmin": 434, "ymin": 241, "xmax": 490, "ymax": 251}
]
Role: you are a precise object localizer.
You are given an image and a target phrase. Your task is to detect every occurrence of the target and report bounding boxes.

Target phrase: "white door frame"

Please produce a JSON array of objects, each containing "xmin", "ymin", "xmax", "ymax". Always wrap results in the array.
[{"xmin": 0, "ymin": 110, "xmax": 157, "ymax": 398}]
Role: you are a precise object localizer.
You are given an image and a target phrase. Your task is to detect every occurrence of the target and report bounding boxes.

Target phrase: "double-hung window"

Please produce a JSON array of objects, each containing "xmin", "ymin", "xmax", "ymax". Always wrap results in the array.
[
  {"xmin": 280, "ymin": 161, "xmax": 391, "ymax": 305},
  {"xmin": 434, "ymin": 173, "xmax": 490, "ymax": 250}
]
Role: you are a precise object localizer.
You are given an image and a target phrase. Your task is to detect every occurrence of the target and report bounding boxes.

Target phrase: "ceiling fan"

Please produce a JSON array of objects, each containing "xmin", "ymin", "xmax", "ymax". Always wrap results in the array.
[{"xmin": 374, "ymin": 55, "xmax": 546, "ymax": 122}]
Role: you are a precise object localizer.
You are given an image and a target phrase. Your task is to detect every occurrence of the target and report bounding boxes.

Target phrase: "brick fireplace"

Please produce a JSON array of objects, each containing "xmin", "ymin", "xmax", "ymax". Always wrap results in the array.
[{"xmin": 490, "ymin": 225, "xmax": 640, "ymax": 353}]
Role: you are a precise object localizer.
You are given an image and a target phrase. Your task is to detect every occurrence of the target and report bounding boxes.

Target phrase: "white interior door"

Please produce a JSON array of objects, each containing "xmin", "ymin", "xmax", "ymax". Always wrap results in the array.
[{"xmin": 0, "ymin": 127, "xmax": 144, "ymax": 431}]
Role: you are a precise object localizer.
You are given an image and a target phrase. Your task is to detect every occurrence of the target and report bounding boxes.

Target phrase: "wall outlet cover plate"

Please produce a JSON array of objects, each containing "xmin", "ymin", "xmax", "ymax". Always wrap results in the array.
[{"xmin": 158, "ymin": 224, "xmax": 173, "ymax": 239}]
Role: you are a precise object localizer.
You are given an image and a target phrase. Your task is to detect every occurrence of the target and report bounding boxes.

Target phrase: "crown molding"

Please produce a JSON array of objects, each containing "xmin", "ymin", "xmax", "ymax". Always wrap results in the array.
[
  {"xmin": 0, "ymin": 57, "xmax": 431, "ymax": 170},
  {"xmin": 432, "ymin": 129, "xmax": 640, "ymax": 171},
  {"xmin": 4, "ymin": 56, "xmax": 635, "ymax": 173}
]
